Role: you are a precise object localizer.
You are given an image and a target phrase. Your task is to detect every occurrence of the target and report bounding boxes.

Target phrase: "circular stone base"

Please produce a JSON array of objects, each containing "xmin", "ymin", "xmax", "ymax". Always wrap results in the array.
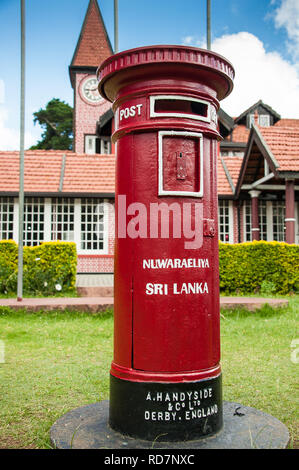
[{"xmin": 50, "ymin": 401, "xmax": 289, "ymax": 449}]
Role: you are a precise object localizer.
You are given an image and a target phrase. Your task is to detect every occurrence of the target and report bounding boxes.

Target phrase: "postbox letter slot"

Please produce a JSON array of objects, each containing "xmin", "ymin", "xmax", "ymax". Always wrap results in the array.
[{"xmin": 150, "ymin": 95, "xmax": 211, "ymax": 122}]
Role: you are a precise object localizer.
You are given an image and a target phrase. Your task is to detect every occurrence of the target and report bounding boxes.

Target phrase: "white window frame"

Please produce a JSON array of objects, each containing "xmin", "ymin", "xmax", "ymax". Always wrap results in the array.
[
  {"xmin": 0, "ymin": 197, "xmax": 14, "ymax": 240},
  {"xmin": 10, "ymin": 197, "xmax": 110, "ymax": 252},
  {"xmin": 23, "ymin": 197, "xmax": 45, "ymax": 246},
  {"xmin": 85, "ymin": 135, "xmax": 97, "ymax": 154},
  {"xmin": 243, "ymin": 200, "xmax": 252, "ymax": 241},
  {"xmin": 13, "ymin": 198, "xmax": 19, "ymax": 242},
  {"xmin": 51, "ymin": 197, "xmax": 75, "ymax": 242},
  {"xmin": 85, "ymin": 135, "xmax": 111, "ymax": 155},
  {"xmin": 78, "ymin": 197, "xmax": 108, "ymax": 254},
  {"xmin": 244, "ymin": 199, "xmax": 287, "ymax": 242},
  {"xmin": 248, "ymin": 114, "xmax": 255, "ymax": 128},
  {"xmin": 259, "ymin": 114, "xmax": 270, "ymax": 127},
  {"xmin": 218, "ymin": 199, "xmax": 233, "ymax": 243},
  {"xmin": 249, "ymin": 113, "xmax": 270, "ymax": 128},
  {"xmin": 272, "ymin": 201, "xmax": 285, "ymax": 242},
  {"xmin": 259, "ymin": 200, "xmax": 267, "ymax": 241},
  {"xmin": 266, "ymin": 201, "xmax": 274, "ymax": 241}
]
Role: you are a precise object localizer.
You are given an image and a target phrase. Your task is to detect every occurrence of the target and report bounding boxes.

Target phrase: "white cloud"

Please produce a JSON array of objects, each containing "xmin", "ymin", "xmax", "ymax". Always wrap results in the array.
[
  {"xmin": 0, "ymin": 105, "xmax": 36, "ymax": 151},
  {"xmin": 183, "ymin": 32, "xmax": 299, "ymax": 118},
  {"xmin": 212, "ymin": 32, "xmax": 299, "ymax": 118},
  {"xmin": 0, "ymin": 78, "xmax": 37, "ymax": 151},
  {"xmin": 272, "ymin": 0, "xmax": 299, "ymax": 62},
  {"xmin": 183, "ymin": 35, "xmax": 205, "ymax": 48}
]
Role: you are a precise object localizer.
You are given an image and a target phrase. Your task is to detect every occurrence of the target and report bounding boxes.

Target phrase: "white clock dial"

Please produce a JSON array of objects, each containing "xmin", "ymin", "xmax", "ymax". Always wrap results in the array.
[{"xmin": 81, "ymin": 77, "xmax": 102, "ymax": 104}]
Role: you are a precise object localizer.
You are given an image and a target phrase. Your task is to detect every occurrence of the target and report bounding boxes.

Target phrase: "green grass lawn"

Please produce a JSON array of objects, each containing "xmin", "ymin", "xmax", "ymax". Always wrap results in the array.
[{"xmin": 0, "ymin": 298, "xmax": 298, "ymax": 449}]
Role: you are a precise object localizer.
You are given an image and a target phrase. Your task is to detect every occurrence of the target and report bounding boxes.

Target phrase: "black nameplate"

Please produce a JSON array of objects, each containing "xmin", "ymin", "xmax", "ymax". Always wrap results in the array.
[{"xmin": 109, "ymin": 374, "xmax": 223, "ymax": 442}]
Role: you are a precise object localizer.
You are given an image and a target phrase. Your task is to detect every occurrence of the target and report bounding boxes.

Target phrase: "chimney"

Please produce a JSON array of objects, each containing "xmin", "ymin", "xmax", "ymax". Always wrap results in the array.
[{"xmin": 254, "ymin": 110, "xmax": 259, "ymax": 125}]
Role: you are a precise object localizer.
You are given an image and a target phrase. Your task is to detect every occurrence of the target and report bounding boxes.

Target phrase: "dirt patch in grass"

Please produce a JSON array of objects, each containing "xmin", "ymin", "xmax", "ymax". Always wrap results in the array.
[{"xmin": 0, "ymin": 435, "xmax": 37, "ymax": 449}]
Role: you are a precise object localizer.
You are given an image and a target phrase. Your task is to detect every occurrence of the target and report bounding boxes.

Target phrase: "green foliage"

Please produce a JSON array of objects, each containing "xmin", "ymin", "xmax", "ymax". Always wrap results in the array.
[
  {"xmin": 30, "ymin": 98, "xmax": 73, "ymax": 150},
  {"xmin": 0, "ymin": 240, "xmax": 77, "ymax": 296},
  {"xmin": 219, "ymin": 241, "xmax": 299, "ymax": 295},
  {"xmin": 0, "ymin": 240, "xmax": 18, "ymax": 293},
  {"xmin": 260, "ymin": 280, "xmax": 276, "ymax": 296}
]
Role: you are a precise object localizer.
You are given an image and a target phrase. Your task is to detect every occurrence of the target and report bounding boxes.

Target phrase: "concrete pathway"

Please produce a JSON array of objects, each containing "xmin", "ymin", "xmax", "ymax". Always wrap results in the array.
[
  {"xmin": 220, "ymin": 296, "xmax": 288, "ymax": 311},
  {"xmin": 0, "ymin": 296, "xmax": 288, "ymax": 313}
]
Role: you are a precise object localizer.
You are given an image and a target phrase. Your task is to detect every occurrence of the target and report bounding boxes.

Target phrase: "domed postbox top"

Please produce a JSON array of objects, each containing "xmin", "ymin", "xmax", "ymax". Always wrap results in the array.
[{"xmin": 97, "ymin": 45, "xmax": 234, "ymax": 103}]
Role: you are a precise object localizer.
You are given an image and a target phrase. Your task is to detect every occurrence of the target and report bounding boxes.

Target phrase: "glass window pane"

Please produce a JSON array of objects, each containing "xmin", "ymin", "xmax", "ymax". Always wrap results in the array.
[
  {"xmin": 80, "ymin": 198, "xmax": 105, "ymax": 251},
  {"xmin": 51, "ymin": 198, "xmax": 75, "ymax": 243}
]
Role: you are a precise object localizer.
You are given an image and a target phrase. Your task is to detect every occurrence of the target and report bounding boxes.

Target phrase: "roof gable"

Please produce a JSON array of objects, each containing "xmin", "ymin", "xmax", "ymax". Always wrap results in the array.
[
  {"xmin": 235, "ymin": 123, "xmax": 299, "ymax": 195},
  {"xmin": 258, "ymin": 125, "xmax": 299, "ymax": 173},
  {"xmin": 70, "ymin": 0, "xmax": 113, "ymax": 84},
  {"xmin": 234, "ymin": 100, "xmax": 281, "ymax": 126}
]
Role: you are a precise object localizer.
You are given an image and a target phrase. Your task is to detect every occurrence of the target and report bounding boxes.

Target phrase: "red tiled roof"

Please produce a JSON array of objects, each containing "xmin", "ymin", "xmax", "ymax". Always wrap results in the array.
[
  {"xmin": 0, "ymin": 151, "xmax": 115, "ymax": 194},
  {"xmin": 0, "ymin": 150, "xmax": 237, "ymax": 197},
  {"xmin": 63, "ymin": 154, "xmax": 115, "ymax": 193},
  {"xmin": 223, "ymin": 156, "xmax": 243, "ymax": 187},
  {"xmin": 0, "ymin": 151, "xmax": 66, "ymax": 193},
  {"xmin": 217, "ymin": 157, "xmax": 232, "ymax": 195},
  {"xmin": 228, "ymin": 124, "xmax": 250, "ymax": 143},
  {"xmin": 217, "ymin": 155, "xmax": 243, "ymax": 195},
  {"xmin": 274, "ymin": 119, "xmax": 299, "ymax": 128},
  {"xmin": 257, "ymin": 125, "xmax": 299, "ymax": 172},
  {"xmin": 70, "ymin": 0, "xmax": 112, "ymax": 69}
]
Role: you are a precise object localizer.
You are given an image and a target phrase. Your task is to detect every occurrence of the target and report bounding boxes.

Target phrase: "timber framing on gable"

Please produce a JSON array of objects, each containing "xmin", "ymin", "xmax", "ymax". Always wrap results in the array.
[{"xmin": 235, "ymin": 124, "xmax": 281, "ymax": 197}]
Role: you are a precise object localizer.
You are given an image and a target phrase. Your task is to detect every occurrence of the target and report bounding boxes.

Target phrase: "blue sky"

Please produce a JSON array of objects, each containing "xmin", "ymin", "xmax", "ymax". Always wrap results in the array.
[{"xmin": 0, "ymin": 0, "xmax": 298, "ymax": 150}]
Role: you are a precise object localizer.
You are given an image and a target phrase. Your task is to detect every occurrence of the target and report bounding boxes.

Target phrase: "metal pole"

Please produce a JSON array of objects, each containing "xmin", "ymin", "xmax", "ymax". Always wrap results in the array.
[
  {"xmin": 207, "ymin": 0, "xmax": 211, "ymax": 50},
  {"xmin": 114, "ymin": 0, "xmax": 119, "ymax": 53},
  {"xmin": 17, "ymin": 0, "xmax": 25, "ymax": 301}
]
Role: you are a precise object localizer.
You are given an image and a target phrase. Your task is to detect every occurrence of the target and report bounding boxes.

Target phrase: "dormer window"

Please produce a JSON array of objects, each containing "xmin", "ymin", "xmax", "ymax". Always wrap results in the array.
[
  {"xmin": 248, "ymin": 114, "xmax": 270, "ymax": 128},
  {"xmin": 259, "ymin": 115, "xmax": 270, "ymax": 127}
]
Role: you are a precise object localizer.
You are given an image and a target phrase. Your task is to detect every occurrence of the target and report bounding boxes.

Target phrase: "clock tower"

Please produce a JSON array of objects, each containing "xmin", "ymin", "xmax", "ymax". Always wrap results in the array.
[{"xmin": 69, "ymin": 0, "xmax": 113, "ymax": 154}]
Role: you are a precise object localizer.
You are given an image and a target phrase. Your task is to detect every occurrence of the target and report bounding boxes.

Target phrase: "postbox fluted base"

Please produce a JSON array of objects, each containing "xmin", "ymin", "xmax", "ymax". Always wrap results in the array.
[{"xmin": 109, "ymin": 373, "xmax": 222, "ymax": 442}]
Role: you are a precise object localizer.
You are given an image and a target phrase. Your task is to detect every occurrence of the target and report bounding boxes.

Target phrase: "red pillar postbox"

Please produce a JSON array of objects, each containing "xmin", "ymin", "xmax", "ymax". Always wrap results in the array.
[{"xmin": 97, "ymin": 45, "xmax": 234, "ymax": 442}]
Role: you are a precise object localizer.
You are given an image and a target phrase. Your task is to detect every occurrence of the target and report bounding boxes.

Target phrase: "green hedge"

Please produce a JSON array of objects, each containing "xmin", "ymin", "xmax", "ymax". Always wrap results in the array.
[
  {"xmin": 0, "ymin": 240, "xmax": 77, "ymax": 295},
  {"xmin": 1, "ymin": 239, "xmax": 297, "ymax": 296},
  {"xmin": 219, "ymin": 241, "xmax": 299, "ymax": 295}
]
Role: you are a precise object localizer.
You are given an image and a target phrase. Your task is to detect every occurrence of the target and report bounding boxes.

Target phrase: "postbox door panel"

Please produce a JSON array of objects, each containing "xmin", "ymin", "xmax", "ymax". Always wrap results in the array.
[
  {"xmin": 163, "ymin": 137, "xmax": 199, "ymax": 192},
  {"xmin": 130, "ymin": 133, "xmax": 220, "ymax": 373},
  {"xmin": 159, "ymin": 131, "xmax": 203, "ymax": 197}
]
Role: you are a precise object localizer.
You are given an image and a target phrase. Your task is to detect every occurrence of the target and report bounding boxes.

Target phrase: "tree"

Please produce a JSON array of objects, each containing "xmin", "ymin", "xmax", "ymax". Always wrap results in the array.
[{"xmin": 30, "ymin": 98, "xmax": 73, "ymax": 150}]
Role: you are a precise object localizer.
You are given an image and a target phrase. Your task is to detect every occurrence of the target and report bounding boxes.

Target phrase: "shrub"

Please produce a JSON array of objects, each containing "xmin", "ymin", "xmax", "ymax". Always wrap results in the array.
[
  {"xmin": 0, "ymin": 240, "xmax": 77, "ymax": 296},
  {"xmin": 219, "ymin": 241, "xmax": 299, "ymax": 295},
  {"xmin": 0, "ymin": 240, "xmax": 18, "ymax": 293},
  {"xmin": 260, "ymin": 280, "xmax": 276, "ymax": 296}
]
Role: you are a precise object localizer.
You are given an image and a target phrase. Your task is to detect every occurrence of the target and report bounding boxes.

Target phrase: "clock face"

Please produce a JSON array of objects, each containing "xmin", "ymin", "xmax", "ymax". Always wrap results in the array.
[{"xmin": 81, "ymin": 76, "xmax": 102, "ymax": 104}]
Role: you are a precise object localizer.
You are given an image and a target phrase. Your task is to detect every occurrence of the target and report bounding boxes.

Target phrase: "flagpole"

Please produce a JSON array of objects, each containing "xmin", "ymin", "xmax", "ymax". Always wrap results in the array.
[
  {"xmin": 17, "ymin": 0, "xmax": 25, "ymax": 301},
  {"xmin": 114, "ymin": 0, "xmax": 119, "ymax": 53},
  {"xmin": 207, "ymin": 0, "xmax": 211, "ymax": 50}
]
